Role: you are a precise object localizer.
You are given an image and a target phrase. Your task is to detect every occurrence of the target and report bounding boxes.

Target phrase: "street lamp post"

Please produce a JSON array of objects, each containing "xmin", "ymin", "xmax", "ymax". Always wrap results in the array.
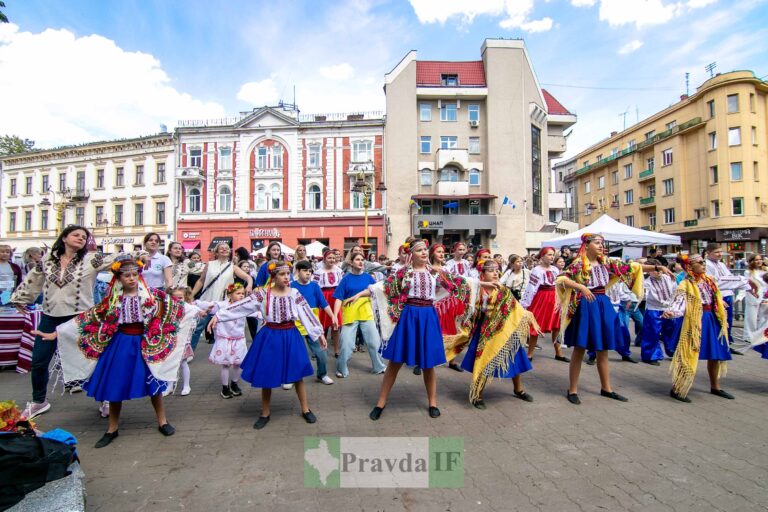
[
  {"xmin": 39, "ymin": 186, "xmax": 73, "ymax": 233},
  {"xmin": 351, "ymin": 166, "xmax": 387, "ymax": 256}
]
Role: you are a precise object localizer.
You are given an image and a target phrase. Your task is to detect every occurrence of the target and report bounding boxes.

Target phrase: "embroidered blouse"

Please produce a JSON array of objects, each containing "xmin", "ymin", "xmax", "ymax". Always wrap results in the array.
[
  {"xmin": 408, "ymin": 270, "xmax": 438, "ymax": 300},
  {"xmin": 644, "ymin": 275, "xmax": 677, "ymax": 311},
  {"xmin": 118, "ymin": 296, "xmax": 145, "ymax": 324},
  {"xmin": 500, "ymin": 268, "xmax": 529, "ymax": 297},
  {"xmin": 171, "ymin": 259, "xmax": 205, "ymax": 288},
  {"xmin": 520, "ymin": 266, "xmax": 559, "ymax": 308},
  {"xmin": 312, "ymin": 266, "xmax": 344, "ymax": 289},
  {"xmin": 196, "ymin": 299, "xmax": 259, "ymax": 340},
  {"xmin": 668, "ymin": 280, "xmax": 715, "ymax": 317},
  {"xmin": 705, "ymin": 259, "xmax": 749, "ymax": 298},
  {"xmin": 444, "ymin": 259, "xmax": 472, "ymax": 278}
]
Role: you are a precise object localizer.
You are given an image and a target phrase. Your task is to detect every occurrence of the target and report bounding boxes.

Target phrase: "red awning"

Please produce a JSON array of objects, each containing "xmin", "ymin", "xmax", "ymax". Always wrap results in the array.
[
  {"xmin": 412, "ymin": 194, "xmax": 497, "ymax": 200},
  {"xmin": 181, "ymin": 240, "xmax": 201, "ymax": 250}
]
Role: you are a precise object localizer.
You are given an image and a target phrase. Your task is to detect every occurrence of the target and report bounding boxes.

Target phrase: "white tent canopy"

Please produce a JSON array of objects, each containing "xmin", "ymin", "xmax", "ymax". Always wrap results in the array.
[
  {"xmin": 304, "ymin": 241, "xmax": 328, "ymax": 258},
  {"xmin": 251, "ymin": 242, "xmax": 295, "ymax": 257},
  {"xmin": 540, "ymin": 214, "xmax": 681, "ymax": 248}
]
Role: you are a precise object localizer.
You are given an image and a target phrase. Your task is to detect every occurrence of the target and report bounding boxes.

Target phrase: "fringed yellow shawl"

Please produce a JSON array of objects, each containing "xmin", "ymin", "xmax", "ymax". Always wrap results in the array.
[
  {"xmin": 443, "ymin": 287, "xmax": 539, "ymax": 403},
  {"xmin": 669, "ymin": 278, "xmax": 728, "ymax": 398}
]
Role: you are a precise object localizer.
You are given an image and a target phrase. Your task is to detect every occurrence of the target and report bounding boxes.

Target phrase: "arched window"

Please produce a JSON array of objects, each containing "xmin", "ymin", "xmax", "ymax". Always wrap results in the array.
[
  {"xmin": 256, "ymin": 185, "xmax": 267, "ymax": 210},
  {"xmin": 219, "ymin": 185, "xmax": 232, "ymax": 211},
  {"xmin": 307, "ymin": 184, "xmax": 321, "ymax": 210},
  {"xmin": 187, "ymin": 187, "xmax": 201, "ymax": 213},
  {"xmin": 270, "ymin": 184, "xmax": 281, "ymax": 209},
  {"xmin": 469, "ymin": 168, "xmax": 480, "ymax": 186},
  {"xmin": 440, "ymin": 167, "xmax": 459, "ymax": 182}
]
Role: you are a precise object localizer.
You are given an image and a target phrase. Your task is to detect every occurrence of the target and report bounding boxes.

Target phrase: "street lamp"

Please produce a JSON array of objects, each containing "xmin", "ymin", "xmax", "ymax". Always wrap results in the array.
[
  {"xmin": 351, "ymin": 165, "xmax": 387, "ymax": 254},
  {"xmin": 39, "ymin": 186, "xmax": 73, "ymax": 232}
]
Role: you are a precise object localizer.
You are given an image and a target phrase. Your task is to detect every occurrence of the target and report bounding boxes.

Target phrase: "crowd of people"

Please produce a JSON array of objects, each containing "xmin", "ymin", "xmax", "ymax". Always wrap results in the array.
[{"xmin": 5, "ymin": 225, "xmax": 768, "ymax": 448}]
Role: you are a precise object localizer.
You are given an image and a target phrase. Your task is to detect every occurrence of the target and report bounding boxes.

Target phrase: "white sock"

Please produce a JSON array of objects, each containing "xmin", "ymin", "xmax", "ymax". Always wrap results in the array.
[
  {"xmin": 181, "ymin": 360, "xmax": 190, "ymax": 389},
  {"xmin": 221, "ymin": 366, "xmax": 230, "ymax": 386},
  {"xmin": 230, "ymin": 365, "xmax": 241, "ymax": 383}
]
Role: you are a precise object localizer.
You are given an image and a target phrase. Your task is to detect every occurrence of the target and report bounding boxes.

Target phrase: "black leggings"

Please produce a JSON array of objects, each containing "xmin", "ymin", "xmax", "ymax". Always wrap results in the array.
[{"xmin": 31, "ymin": 313, "xmax": 76, "ymax": 403}]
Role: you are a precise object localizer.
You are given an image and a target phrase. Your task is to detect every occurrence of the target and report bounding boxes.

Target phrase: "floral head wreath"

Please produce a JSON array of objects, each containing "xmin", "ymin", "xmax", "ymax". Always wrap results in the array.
[
  {"xmin": 110, "ymin": 255, "xmax": 144, "ymax": 274},
  {"xmin": 226, "ymin": 282, "xmax": 245, "ymax": 295},
  {"xmin": 403, "ymin": 239, "xmax": 428, "ymax": 254},
  {"xmin": 575, "ymin": 233, "xmax": 605, "ymax": 281},
  {"xmin": 267, "ymin": 260, "xmax": 292, "ymax": 277},
  {"xmin": 476, "ymin": 258, "xmax": 499, "ymax": 272}
]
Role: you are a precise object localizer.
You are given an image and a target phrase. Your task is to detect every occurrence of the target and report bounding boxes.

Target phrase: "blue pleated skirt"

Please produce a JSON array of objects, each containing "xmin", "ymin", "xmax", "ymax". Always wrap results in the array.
[
  {"xmin": 753, "ymin": 343, "xmax": 768, "ymax": 359},
  {"xmin": 382, "ymin": 303, "xmax": 446, "ymax": 369},
  {"xmin": 563, "ymin": 294, "xmax": 619, "ymax": 352},
  {"xmin": 83, "ymin": 329, "xmax": 166, "ymax": 402},
  {"xmin": 460, "ymin": 321, "xmax": 532, "ymax": 378},
  {"xmin": 240, "ymin": 325, "xmax": 313, "ymax": 388},
  {"xmin": 698, "ymin": 310, "xmax": 732, "ymax": 361}
]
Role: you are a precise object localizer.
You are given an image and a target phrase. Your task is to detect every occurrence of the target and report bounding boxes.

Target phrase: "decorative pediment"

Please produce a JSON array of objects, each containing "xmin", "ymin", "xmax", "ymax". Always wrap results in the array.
[{"xmin": 235, "ymin": 107, "xmax": 299, "ymax": 129}]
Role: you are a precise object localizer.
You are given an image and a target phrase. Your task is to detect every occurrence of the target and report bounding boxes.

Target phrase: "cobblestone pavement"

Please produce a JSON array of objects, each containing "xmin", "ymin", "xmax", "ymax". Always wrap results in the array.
[{"xmin": 4, "ymin": 330, "xmax": 768, "ymax": 512}]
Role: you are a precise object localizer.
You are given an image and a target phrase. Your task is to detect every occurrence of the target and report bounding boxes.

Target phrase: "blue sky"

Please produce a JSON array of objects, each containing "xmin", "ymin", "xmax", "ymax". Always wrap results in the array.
[{"xmin": 1, "ymin": 0, "xmax": 767, "ymax": 158}]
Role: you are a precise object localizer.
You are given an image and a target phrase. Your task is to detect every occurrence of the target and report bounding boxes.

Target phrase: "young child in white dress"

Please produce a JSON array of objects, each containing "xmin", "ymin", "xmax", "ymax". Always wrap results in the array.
[{"xmin": 166, "ymin": 287, "xmax": 207, "ymax": 396}]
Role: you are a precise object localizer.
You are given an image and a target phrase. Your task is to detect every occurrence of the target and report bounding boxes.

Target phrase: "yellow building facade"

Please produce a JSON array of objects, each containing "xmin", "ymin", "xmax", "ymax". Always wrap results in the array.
[{"xmin": 564, "ymin": 71, "xmax": 768, "ymax": 257}]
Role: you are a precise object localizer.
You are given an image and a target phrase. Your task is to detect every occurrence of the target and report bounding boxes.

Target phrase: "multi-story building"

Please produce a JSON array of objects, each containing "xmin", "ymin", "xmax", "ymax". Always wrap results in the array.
[
  {"xmin": 0, "ymin": 134, "xmax": 175, "ymax": 254},
  {"xmin": 553, "ymin": 156, "xmax": 578, "ymax": 222},
  {"xmin": 174, "ymin": 106, "xmax": 386, "ymax": 257},
  {"xmin": 563, "ymin": 71, "xmax": 768, "ymax": 257},
  {"xmin": 383, "ymin": 39, "xmax": 576, "ymax": 254}
]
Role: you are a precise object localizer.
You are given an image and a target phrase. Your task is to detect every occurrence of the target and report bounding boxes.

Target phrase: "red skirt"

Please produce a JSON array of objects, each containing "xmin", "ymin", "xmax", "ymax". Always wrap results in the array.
[
  {"xmin": 319, "ymin": 287, "xmax": 341, "ymax": 330},
  {"xmin": 528, "ymin": 288, "xmax": 560, "ymax": 335},
  {"xmin": 435, "ymin": 296, "xmax": 465, "ymax": 335}
]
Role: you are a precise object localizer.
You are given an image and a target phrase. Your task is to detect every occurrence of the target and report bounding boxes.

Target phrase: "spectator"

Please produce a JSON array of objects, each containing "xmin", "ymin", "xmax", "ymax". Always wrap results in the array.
[{"xmin": 0, "ymin": 244, "xmax": 23, "ymax": 302}]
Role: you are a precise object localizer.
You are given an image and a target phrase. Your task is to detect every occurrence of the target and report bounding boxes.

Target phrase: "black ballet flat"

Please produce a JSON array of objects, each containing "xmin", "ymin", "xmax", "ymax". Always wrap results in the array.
[
  {"xmin": 428, "ymin": 406, "xmax": 441, "ymax": 418},
  {"xmin": 94, "ymin": 430, "xmax": 119, "ymax": 448},
  {"xmin": 471, "ymin": 399, "xmax": 486, "ymax": 410},
  {"xmin": 711, "ymin": 388, "xmax": 735, "ymax": 400},
  {"xmin": 158, "ymin": 423, "xmax": 175, "ymax": 436},
  {"xmin": 621, "ymin": 355, "xmax": 639, "ymax": 364},
  {"xmin": 555, "ymin": 355, "xmax": 570, "ymax": 363},
  {"xmin": 253, "ymin": 416, "xmax": 271, "ymax": 429},
  {"xmin": 514, "ymin": 390, "xmax": 534, "ymax": 402},
  {"xmin": 670, "ymin": 389, "xmax": 691, "ymax": 403},
  {"xmin": 566, "ymin": 392, "xmax": 581, "ymax": 405},
  {"xmin": 412, "ymin": 367, "xmax": 422, "ymax": 375},
  {"xmin": 302, "ymin": 410, "xmax": 317, "ymax": 423},
  {"xmin": 644, "ymin": 360, "xmax": 661, "ymax": 366},
  {"xmin": 600, "ymin": 390, "xmax": 628, "ymax": 402},
  {"xmin": 448, "ymin": 363, "xmax": 464, "ymax": 372},
  {"xmin": 585, "ymin": 358, "xmax": 596, "ymax": 366},
  {"xmin": 369, "ymin": 406, "xmax": 385, "ymax": 421}
]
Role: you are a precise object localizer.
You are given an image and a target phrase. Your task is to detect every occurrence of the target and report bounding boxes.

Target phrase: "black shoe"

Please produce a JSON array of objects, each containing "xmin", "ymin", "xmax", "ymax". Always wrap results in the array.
[
  {"xmin": 253, "ymin": 416, "xmax": 270, "ymax": 429},
  {"xmin": 413, "ymin": 367, "xmax": 422, "ymax": 375},
  {"xmin": 711, "ymin": 388, "xmax": 735, "ymax": 400},
  {"xmin": 229, "ymin": 381, "xmax": 242, "ymax": 396},
  {"xmin": 643, "ymin": 359, "xmax": 661, "ymax": 366},
  {"xmin": 221, "ymin": 385, "xmax": 233, "ymax": 399},
  {"xmin": 369, "ymin": 406, "xmax": 385, "ymax": 421},
  {"xmin": 302, "ymin": 410, "xmax": 317, "ymax": 423},
  {"xmin": 95, "ymin": 430, "xmax": 119, "ymax": 448},
  {"xmin": 158, "ymin": 423, "xmax": 175, "ymax": 436},
  {"xmin": 621, "ymin": 355, "xmax": 639, "ymax": 364},
  {"xmin": 471, "ymin": 399, "xmax": 486, "ymax": 409},
  {"xmin": 600, "ymin": 389, "xmax": 628, "ymax": 402},
  {"xmin": 585, "ymin": 358, "xmax": 596, "ymax": 366},
  {"xmin": 730, "ymin": 347, "xmax": 744, "ymax": 356},
  {"xmin": 428, "ymin": 406, "xmax": 441, "ymax": 418},
  {"xmin": 448, "ymin": 363, "xmax": 464, "ymax": 372},
  {"xmin": 670, "ymin": 389, "xmax": 691, "ymax": 403},
  {"xmin": 566, "ymin": 392, "xmax": 581, "ymax": 405},
  {"xmin": 555, "ymin": 355, "xmax": 570, "ymax": 363},
  {"xmin": 514, "ymin": 390, "xmax": 534, "ymax": 402}
]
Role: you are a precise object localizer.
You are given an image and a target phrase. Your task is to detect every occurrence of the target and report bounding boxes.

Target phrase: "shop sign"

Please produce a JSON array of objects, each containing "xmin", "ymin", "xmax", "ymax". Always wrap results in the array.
[
  {"xmin": 104, "ymin": 237, "xmax": 134, "ymax": 244},
  {"xmin": 717, "ymin": 229, "xmax": 754, "ymax": 242},
  {"xmin": 249, "ymin": 228, "xmax": 281, "ymax": 238},
  {"xmin": 183, "ymin": 232, "xmax": 200, "ymax": 239},
  {"xmin": 418, "ymin": 219, "xmax": 443, "ymax": 229}
]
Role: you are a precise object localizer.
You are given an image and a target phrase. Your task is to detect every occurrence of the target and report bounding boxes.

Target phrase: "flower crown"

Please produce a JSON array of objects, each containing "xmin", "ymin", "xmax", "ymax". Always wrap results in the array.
[
  {"xmin": 476, "ymin": 258, "xmax": 499, "ymax": 272},
  {"xmin": 226, "ymin": 282, "xmax": 245, "ymax": 295},
  {"xmin": 402, "ymin": 239, "xmax": 428, "ymax": 254},
  {"xmin": 110, "ymin": 256, "xmax": 144, "ymax": 273},
  {"xmin": 267, "ymin": 260, "xmax": 292, "ymax": 276}
]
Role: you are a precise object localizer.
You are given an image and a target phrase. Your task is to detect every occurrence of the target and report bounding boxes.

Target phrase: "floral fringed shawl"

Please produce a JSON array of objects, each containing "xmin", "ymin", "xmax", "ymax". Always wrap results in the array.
[
  {"xmin": 443, "ymin": 287, "xmax": 540, "ymax": 404},
  {"xmin": 555, "ymin": 258, "xmax": 644, "ymax": 336},
  {"xmin": 669, "ymin": 278, "xmax": 728, "ymax": 398}
]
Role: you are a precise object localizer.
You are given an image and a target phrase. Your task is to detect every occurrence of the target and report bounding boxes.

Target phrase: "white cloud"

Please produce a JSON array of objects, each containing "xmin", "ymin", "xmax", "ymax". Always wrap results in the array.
[
  {"xmin": 409, "ymin": 0, "xmax": 554, "ymax": 32},
  {"xmin": 569, "ymin": 0, "xmax": 719, "ymax": 28},
  {"xmin": 618, "ymin": 39, "xmax": 644, "ymax": 54},
  {"xmin": 686, "ymin": 0, "xmax": 717, "ymax": 7},
  {"xmin": 570, "ymin": 0, "xmax": 597, "ymax": 6},
  {"xmin": 319, "ymin": 63, "xmax": 355, "ymax": 81},
  {"xmin": 0, "ymin": 23, "xmax": 225, "ymax": 148},
  {"xmin": 236, "ymin": 77, "xmax": 280, "ymax": 105}
]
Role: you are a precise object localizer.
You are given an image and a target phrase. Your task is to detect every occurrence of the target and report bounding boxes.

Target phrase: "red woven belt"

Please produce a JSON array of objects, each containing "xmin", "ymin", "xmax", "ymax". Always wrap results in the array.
[
  {"xmin": 702, "ymin": 305, "xmax": 713, "ymax": 311},
  {"xmin": 589, "ymin": 287, "xmax": 606, "ymax": 295},
  {"xmin": 538, "ymin": 285, "xmax": 555, "ymax": 291},
  {"xmin": 266, "ymin": 321, "xmax": 295, "ymax": 330},
  {"xmin": 118, "ymin": 323, "xmax": 144, "ymax": 335},
  {"xmin": 406, "ymin": 298, "xmax": 434, "ymax": 307}
]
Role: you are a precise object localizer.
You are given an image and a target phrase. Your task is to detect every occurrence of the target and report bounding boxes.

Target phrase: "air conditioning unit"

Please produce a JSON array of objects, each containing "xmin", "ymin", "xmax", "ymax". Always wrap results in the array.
[{"xmin": 469, "ymin": 120, "xmax": 479, "ymax": 127}]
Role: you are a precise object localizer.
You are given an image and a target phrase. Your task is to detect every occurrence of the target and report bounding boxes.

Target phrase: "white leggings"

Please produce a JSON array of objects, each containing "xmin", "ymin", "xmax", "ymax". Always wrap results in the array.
[{"xmin": 220, "ymin": 365, "xmax": 242, "ymax": 386}]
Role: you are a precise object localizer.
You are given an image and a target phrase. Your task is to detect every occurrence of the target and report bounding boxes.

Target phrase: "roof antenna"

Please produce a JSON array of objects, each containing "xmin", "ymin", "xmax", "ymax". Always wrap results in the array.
[
  {"xmin": 705, "ymin": 62, "xmax": 717, "ymax": 78},
  {"xmin": 685, "ymin": 72, "xmax": 690, "ymax": 96}
]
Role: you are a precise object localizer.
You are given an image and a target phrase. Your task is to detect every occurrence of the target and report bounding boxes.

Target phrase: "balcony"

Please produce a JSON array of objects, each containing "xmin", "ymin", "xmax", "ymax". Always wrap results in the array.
[
  {"xmin": 70, "ymin": 189, "xmax": 90, "ymax": 202},
  {"xmin": 176, "ymin": 167, "xmax": 204, "ymax": 184},
  {"xmin": 347, "ymin": 161, "xmax": 375, "ymax": 175},
  {"xmin": 638, "ymin": 168, "xmax": 655, "ymax": 182},
  {"xmin": 412, "ymin": 214, "xmax": 497, "ymax": 236},
  {"xmin": 436, "ymin": 180, "xmax": 469, "ymax": 196},
  {"xmin": 640, "ymin": 225, "xmax": 657, "ymax": 231},
  {"xmin": 437, "ymin": 148, "xmax": 469, "ymax": 170},
  {"xmin": 547, "ymin": 134, "xmax": 567, "ymax": 154},
  {"xmin": 217, "ymin": 168, "xmax": 233, "ymax": 179},
  {"xmin": 639, "ymin": 196, "xmax": 656, "ymax": 208}
]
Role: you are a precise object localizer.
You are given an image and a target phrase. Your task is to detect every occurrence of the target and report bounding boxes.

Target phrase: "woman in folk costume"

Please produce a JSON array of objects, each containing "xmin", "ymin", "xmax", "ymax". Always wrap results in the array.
[
  {"xmin": 746, "ymin": 273, "xmax": 768, "ymax": 360},
  {"xmin": 468, "ymin": 249, "xmax": 491, "ymax": 279},
  {"xmin": 34, "ymin": 255, "xmax": 196, "ymax": 448},
  {"xmin": 556, "ymin": 234, "xmax": 669, "ymax": 405},
  {"xmin": 743, "ymin": 254, "xmax": 767, "ymax": 343},
  {"xmin": 369, "ymin": 239, "xmax": 483, "ymax": 420},
  {"xmin": 444, "ymin": 258, "xmax": 537, "ymax": 409},
  {"xmin": 209, "ymin": 260, "xmax": 327, "ymax": 429},
  {"xmin": 430, "ymin": 243, "xmax": 467, "ymax": 372},
  {"xmin": 312, "ymin": 248, "xmax": 344, "ymax": 357},
  {"xmin": 520, "ymin": 246, "xmax": 569, "ymax": 363},
  {"xmin": 663, "ymin": 254, "xmax": 734, "ymax": 402},
  {"xmin": 444, "ymin": 242, "xmax": 472, "ymax": 278}
]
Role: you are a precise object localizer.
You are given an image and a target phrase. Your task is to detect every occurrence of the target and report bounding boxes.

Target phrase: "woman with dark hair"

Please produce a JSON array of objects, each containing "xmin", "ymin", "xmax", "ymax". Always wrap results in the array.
[
  {"xmin": 186, "ymin": 251, "xmax": 204, "ymax": 289},
  {"xmin": 234, "ymin": 247, "xmax": 251, "ymax": 265},
  {"xmin": 141, "ymin": 232, "xmax": 172, "ymax": 291},
  {"xmin": 500, "ymin": 254, "xmax": 529, "ymax": 301},
  {"xmin": 340, "ymin": 245, "xmax": 389, "ymax": 275},
  {"xmin": 254, "ymin": 242, "xmax": 283, "ymax": 286},
  {"xmin": 167, "ymin": 242, "xmax": 201, "ymax": 289},
  {"xmin": 12, "ymin": 226, "xmax": 123, "ymax": 419}
]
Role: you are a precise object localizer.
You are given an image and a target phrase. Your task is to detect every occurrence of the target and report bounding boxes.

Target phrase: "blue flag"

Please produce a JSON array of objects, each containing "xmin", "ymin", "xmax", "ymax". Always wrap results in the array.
[
  {"xmin": 444, "ymin": 201, "xmax": 458, "ymax": 209},
  {"xmin": 502, "ymin": 196, "xmax": 509, "ymax": 205}
]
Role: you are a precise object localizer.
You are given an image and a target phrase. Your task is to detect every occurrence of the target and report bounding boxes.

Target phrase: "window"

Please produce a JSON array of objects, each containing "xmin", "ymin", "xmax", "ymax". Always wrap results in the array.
[
  {"xmin": 612, "ymin": 171, "xmax": 619, "ymax": 185},
  {"xmin": 625, "ymin": 189, "xmax": 634, "ymax": 204},
  {"xmin": 189, "ymin": 147, "xmax": 202, "ymax": 168},
  {"xmin": 648, "ymin": 212, "xmax": 657, "ymax": 227},
  {"xmin": 442, "ymin": 200, "xmax": 457, "ymax": 215},
  {"xmin": 135, "ymin": 165, "xmax": 144, "ymax": 185},
  {"xmin": 469, "ymin": 200, "xmax": 480, "ymax": 215},
  {"xmin": 663, "ymin": 208, "xmax": 675, "ymax": 224},
  {"xmin": 469, "ymin": 169, "xmax": 480, "ymax": 186},
  {"xmin": 420, "ymin": 169, "xmax": 432, "ymax": 186},
  {"xmin": 707, "ymin": 100, "xmax": 715, "ymax": 118},
  {"xmin": 440, "ymin": 102, "xmax": 457, "ymax": 122},
  {"xmin": 187, "ymin": 187, "xmax": 201, "ymax": 213},
  {"xmin": 420, "ymin": 136, "xmax": 431, "ymax": 154},
  {"xmin": 270, "ymin": 184, "xmax": 281, "ymax": 209},
  {"xmin": 440, "ymin": 167, "xmax": 459, "ymax": 182},
  {"xmin": 114, "ymin": 204, "xmax": 124, "ymax": 226},
  {"xmin": 611, "ymin": 147, "xmax": 618, "ymax": 157},
  {"xmin": 710, "ymin": 165, "xmax": 719, "ymax": 184},
  {"xmin": 648, "ymin": 184, "xmax": 656, "ymax": 197},
  {"xmin": 421, "ymin": 200, "xmax": 432, "ymax": 215},
  {"xmin": 134, "ymin": 203, "xmax": 144, "ymax": 226},
  {"xmin": 307, "ymin": 184, "xmax": 321, "ymax": 210},
  {"xmin": 728, "ymin": 127, "xmax": 741, "ymax": 146},
  {"xmin": 584, "ymin": 181, "xmax": 591, "ymax": 193},
  {"xmin": 597, "ymin": 176, "xmax": 605, "ymax": 189},
  {"xmin": 419, "ymin": 103, "xmax": 431, "ymax": 121},
  {"xmin": 666, "ymin": 120, "xmax": 677, "ymax": 130},
  {"xmin": 74, "ymin": 171, "xmax": 84, "ymax": 194},
  {"xmin": 440, "ymin": 136, "xmax": 458, "ymax": 149},
  {"xmin": 531, "ymin": 125, "xmax": 542, "ymax": 215},
  {"xmin": 59, "ymin": 173, "xmax": 66, "ymax": 192},
  {"xmin": 468, "ymin": 104, "xmax": 480, "ymax": 122},
  {"xmin": 95, "ymin": 205, "xmax": 104, "ymax": 224},
  {"xmin": 257, "ymin": 147, "xmax": 268, "ymax": 169},
  {"xmin": 625, "ymin": 215, "xmax": 634, "ymax": 227},
  {"xmin": 727, "ymin": 94, "xmax": 739, "ymax": 113},
  {"xmin": 9, "ymin": 178, "xmax": 16, "ymax": 196},
  {"xmin": 96, "ymin": 169, "xmax": 104, "ymax": 188},
  {"xmin": 709, "ymin": 132, "xmax": 717, "ymax": 150},
  {"xmin": 595, "ymin": 154, "xmax": 602, "ymax": 162},
  {"xmin": 115, "ymin": 167, "xmax": 124, "ymax": 187},
  {"xmin": 8, "ymin": 212, "xmax": 16, "ymax": 233},
  {"xmin": 75, "ymin": 207, "xmax": 84, "ymax": 226},
  {"xmin": 752, "ymin": 126, "xmax": 758, "ymax": 145},
  {"xmin": 219, "ymin": 147, "xmax": 232, "ymax": 170},
  {"xmin": 352, "ymin": 140, "xmax": 372, "ymax": 162},
  {"xmin": 441, "ymin": 74, "xmax": 458, "ymax": 86},
  {"xmin": 730, "ymin": 162, "xmax": 743, "ymax": 181},
  {"xmin": 624, "ymin": 163, "xmax": 633, "ymax": 179},
  {"xmin": 711, "ymin": 200, "xmax": 720, "ymax": 217},
  {"xmin": 351, "ymin": 183, "xmax": 365, "ymax": 209},
  {"xmin": 40, "ymin": 210, "xmax": 48, "ymax": 230},
  {"xmin": 156, "ymin": 202, "xmax": 166, "ymax": 225},
  {"xmin": 662, "ymin": 149, "xmax": 673, "ymax": 166},
  {"xmin": 308, "ymin": 145, "xmax": 321, "ymax": 168},
  {"xmin": 627, "ymin": 139, "xmax": 636, "ymax": 150},
  {"xmin": 749, "ymin": 93, "xmax": 756, "ymax": 112},
  {"xmin": 663, "ymin": 178, "xmax": 674, "ymax": 195},
  {"xmin": 156, "ymin": 163, "xmax": 166, "ymax": 183},
  {"xmin": 732, "ymin": 197, "xmax": 744, "ymax": 216},
  {"xmin": 645, "ymin": 130, "xmax": 655, "ymax": 140},
  {"xmin": 41, "ymin": 175, "xmax": 49, "ymax": 193},
  {"xmin": 468, "ymin": 137, "xmax": 480, "ymax": 154},
  {"xmin": 25, "ymin": 176, "xmax": 32, "ymax": 195},
  {"xmin": 24, "ymin": 211, "xmax": 32, "ymax": 231},
  {"xmin": 256, "ymin": 185, "xmax": 267, "ymax": 209},
  {"xmin": 755, "ymin": 161, "xmax": 760, "ymax": 181},
  {"xmin": 218, "ymin": 186, "xmax": 232, "ymax": 212},
  {"xmin": 271, "ymin": 145, "xmax": 283, "ymax": 168}
]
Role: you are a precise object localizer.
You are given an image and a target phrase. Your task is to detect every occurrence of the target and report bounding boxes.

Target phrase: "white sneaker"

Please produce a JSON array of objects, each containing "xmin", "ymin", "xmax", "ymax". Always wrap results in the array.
[
  {"xmin": 162, "ymin": 383, "xmax": 175, "ymax": 397},
  {"xmin": 22, "ymin": 400, "xmax": 51, "ymax": 420},
  {"xmin": 318, "ymin": 375, "xmax": 334, "ymax": 385},
  {"xmin": 282, "ymin": 383, "xmax": 294, "ymax": 390},
  {"xmin": 68, "ymin": 384, "xmax": 83, "ymax": 394},
  {"xmin": 180, "ymin": 385, "xmax": 191, "ymax": 396},
  {"xmin": 99, "ymin": 401, "xmax": 110, "ymax": 418}
]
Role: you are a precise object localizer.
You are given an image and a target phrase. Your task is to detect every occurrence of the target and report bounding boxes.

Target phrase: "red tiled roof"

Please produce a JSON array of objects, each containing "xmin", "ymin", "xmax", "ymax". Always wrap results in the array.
[
  {"xmin": 416, "ymin": 61, "xmax": 486, "ymax": 87},
  {"xmin": 542, "ymin": 89, "xmax": 572, "ymax": 115}
]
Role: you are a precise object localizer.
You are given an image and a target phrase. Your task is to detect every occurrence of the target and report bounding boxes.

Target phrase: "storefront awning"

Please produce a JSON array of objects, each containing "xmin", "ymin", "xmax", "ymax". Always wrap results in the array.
[
  {"xmin": 181, "ymin": 240, "xmax": 201, "ymax": 250},
  {"xmin": 412, "ymin": 194, "xmax": 497, "ymax": 200},
  {"xmin": 207, "ymin": 237, "xmax": 233, "ymax": 251}
]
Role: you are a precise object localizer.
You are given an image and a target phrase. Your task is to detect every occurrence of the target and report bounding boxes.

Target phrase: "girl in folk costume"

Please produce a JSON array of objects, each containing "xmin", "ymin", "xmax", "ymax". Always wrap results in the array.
[
  {"xmin": 556, "ymin": 234, "xmax": 668, "ymax": 405},
  {"xmin": 444, "ymin": 258, "xmax": 537, "ymax": 409},
  {"xmin": 369, "ymin": 239, "xmax": 484, "ymax": 420},
  {"xmin": 468, "ymin": 249, "xmax": 491, "ymax": 279},
  {"xmin": 313, "ymin": 248, "xmax": 344, "ymax": 357},
  {"xmin": 746, "ymin": 273, "xmax": 768, "ymax": 360},
  {"xmin": 167, "ymin": 287, "xmax": 204, "ymax": 396},
  {"xmin": 663, "ymin": 254, "xmax": 734, "ymax": 402},
  {"xmin": 209, "ymin": 261, "xmax": 327, "ymax": 429},
  {"xmin": 202, "ymin": 283, "xmax": 257, "ymax": 399},
  {"xmin": 743, "ymin": 254, "xmax": 767, "ymax": 343},
  {"xmin": 444, "ymin": 242, "xmax": 472, "ymax": 278},
  {"xmin": 33, "ymin": 255, "xmax": 196, "ymax": 448},
  {"xmin": 500, "ymin": 255, "xmax": 529, "ymax": 301},
  {"xmin": 639, "ymin": 259, "xmax": 682, "ymax": 365},
  {"xmin": 520, "ymin": 247, "xmax": 569, "ymax": 362},
  {"xmin": 430, "ymin": 243, "xmax": 466, "ymax": 372}
]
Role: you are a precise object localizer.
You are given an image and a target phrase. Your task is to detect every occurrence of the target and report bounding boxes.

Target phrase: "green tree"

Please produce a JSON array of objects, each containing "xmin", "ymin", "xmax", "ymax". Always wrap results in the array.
[
  {"xmin": 0, "ymin": 2, "xmax": 8, "ymax": 23},
  {"xmin": 0, "ymin": 135, "xmax": 35, "ymax": 156}
]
